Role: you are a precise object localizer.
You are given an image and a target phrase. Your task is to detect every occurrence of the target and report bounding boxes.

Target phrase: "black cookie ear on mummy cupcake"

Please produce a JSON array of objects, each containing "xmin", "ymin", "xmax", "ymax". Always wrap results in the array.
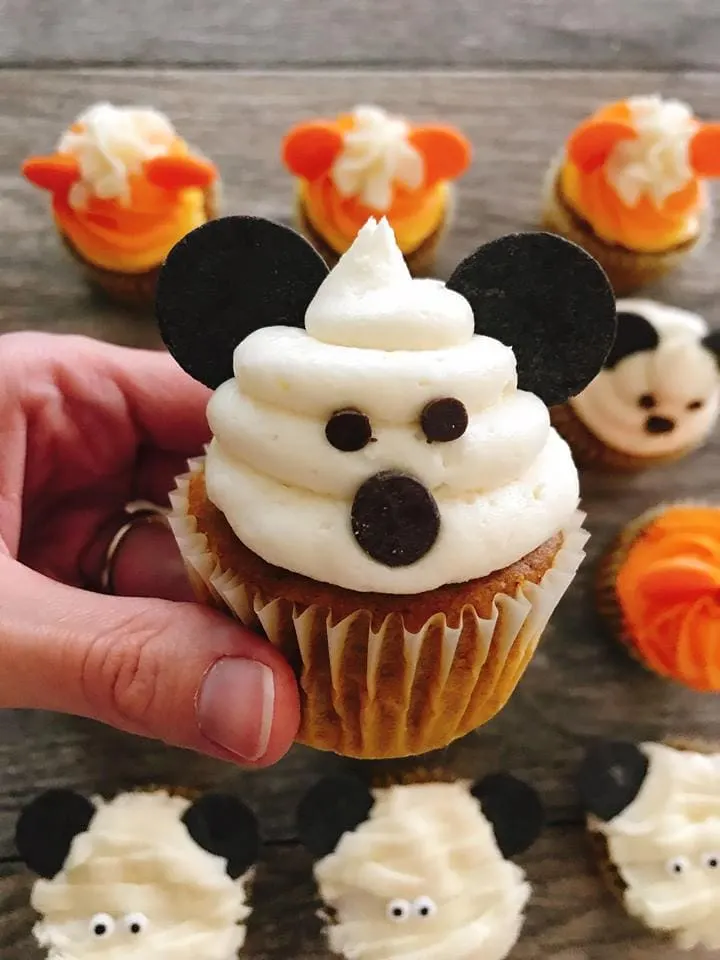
[
  {"xmin": 296, "ymin": 776, "xmax": 375, "ymax": 859},
  {"xmin": 446, "ymin": 232, "xmax": 617, "ymax": 407},
  {"xmin": 156, "ymin": 215, "xmax": 329, "ymax": 389},
  {"xmin": 603, "ymin": 310, "xmax": 660, "ymax": 369},
  {"xmin": 14, "ymin": 789, "xmax": 96, "ymax": 879},
  {"xmin": 577, "ymin": 740, "xmax": 650, "ymax": 823},
  {"xmin": 470, "ymin": 773, "xmax": 545, "ymax": 858},
  {"xmin": 701, "ymin": 329, "xmax": 720, "ymax": 368},
  {"xmin": 181, "ymin": 793, "xmax": 260, "ymax": 879}
]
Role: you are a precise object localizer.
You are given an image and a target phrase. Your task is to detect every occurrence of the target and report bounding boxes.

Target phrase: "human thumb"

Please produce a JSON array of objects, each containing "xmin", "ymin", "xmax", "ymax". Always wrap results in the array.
[{"xmin": 0, "ymin": 555, "xmax": 300, "ymax": 766}]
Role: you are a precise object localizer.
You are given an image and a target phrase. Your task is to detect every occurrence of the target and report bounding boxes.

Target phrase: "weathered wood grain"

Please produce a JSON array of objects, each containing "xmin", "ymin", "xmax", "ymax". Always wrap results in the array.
[
  {"xmin": 0, "ymin": 828, "xmax": 689, "ymax": 959},
  {"xmin": 2, "ymin": 0, "xmax": 720, "ymax": 70},
  {"xmin": 2, "ymin": 69, "xmax": 720, "ymax": 957}
]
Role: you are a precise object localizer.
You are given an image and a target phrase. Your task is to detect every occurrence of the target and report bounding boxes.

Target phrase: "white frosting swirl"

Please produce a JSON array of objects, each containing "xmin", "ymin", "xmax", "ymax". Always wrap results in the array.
[
  {"xmin": 330, "ymin": 105, "xmax": 424, "ymax": 211},
  {"xmin": 205, "ymin": 218, "xmax": 579, "ymax": 594},
  {"xmin": 31, "ymin": 791, "xmax": 252, "ymax": 960},
  {"xmin": 58, "ymin": 103, "xmax": 177, "ymax": 209},
  {"xmin": 605, "ymin": 95, "xmax": 698, "ymax": 207},
  {"xmin": 570, "ymin": 300, "xmax": 720, "ymax": 458},
  {"xmin": 315, "ymin": 781, "xmax": 530, "ymax": 960},
  {"xmin": 592, "ymin": 743, "xmax": 720, "ymax": 951}
]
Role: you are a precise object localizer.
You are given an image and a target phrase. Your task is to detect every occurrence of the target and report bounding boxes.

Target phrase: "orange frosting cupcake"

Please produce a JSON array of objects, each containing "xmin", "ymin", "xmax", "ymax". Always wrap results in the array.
[
  {"xmin": 558, "ymin": 97, "xmax": 720, "ymax": 254},
  {"xmin": 283, "ymin": 105, "xmax": 470, "ymax": 258},
  {"xmin": 22, "ymin": 103, "xmax": 218, "ymax": 274},
  {"xmin": 611, "ymin": 506, "xmax": 720, "ymax": 690}
]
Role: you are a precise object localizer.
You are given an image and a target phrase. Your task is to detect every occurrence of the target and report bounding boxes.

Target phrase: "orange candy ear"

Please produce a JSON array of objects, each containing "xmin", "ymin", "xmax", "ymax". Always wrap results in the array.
[
  {"xmin": 690, "ymin": 123, "xmax": 720, "ymax": 178},
  {"xmin": 567, "ymin": 118, "xmax": 637, "ymax": 173},
  {"xmin": 144, "ymin": 154, "xmax": 218, "ymax": 190},
  {"xmin": 407, "ymin": 125, "xmax": 471, "ymax": 186},
  {"xmin": 282, "ymin": 122, "xmax": 345, "ymax": 180},
  {"xmin": 22, "ymin": 154, "xmax": 80, "ymax": 193}
]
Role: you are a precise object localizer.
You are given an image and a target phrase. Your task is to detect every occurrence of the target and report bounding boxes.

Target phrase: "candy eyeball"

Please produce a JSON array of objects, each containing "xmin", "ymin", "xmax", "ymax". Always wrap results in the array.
[
  {"xmin": 89, "ymin": 914, "xmax": 115, "ymax": 938},
  {"xmin": 701, "ymin": 852, "xmax": 720, "ymax": 871},
  {"xmin": 413, "ymin": 895, "xmax": 437, "ymax": 918},
  {"xmin": 386, "ymin": 898, "xmax": 412, "ymax": 922},
  {"xmin": 666, "ymin": 855, "xmax": 690, "ymax": 877},
  {"xmin": 124, "ymin": 912, "xmax": 149, "ymax": 934}
]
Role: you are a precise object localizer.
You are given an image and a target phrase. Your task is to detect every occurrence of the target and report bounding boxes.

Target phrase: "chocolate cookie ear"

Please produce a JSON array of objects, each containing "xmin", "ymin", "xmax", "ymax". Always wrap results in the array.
[
  {"xmin": 701, "ymin": 329, "xmax": 720, "ymax": 369},
  {"xmin": 182, "ymin": 793, "xmax": 260, "ymax": 879},
  {"xmin": 446, "ymin": 232, "xmax": 616, "ymax": 407},
  {"xmin": 577, "ymin": 740, "xmax": 649, "ymax": 822},
  {"xmin": 297, "ymin": 776, "xmax": 375, "ymax": 859},
  {"xmin": 604, "ymin": 309, "xmax": 660, "ymax": 369},
  {"xmin": 156, "ymin": 215, "xmax": 329, "ymax": 389},
  {"xmin": 15, "ymin": 789, "xmax": 96, "ymax": 879},
  {"xmin": 470, "ymin": 773, "xmax": 545, "ymax": 858}
]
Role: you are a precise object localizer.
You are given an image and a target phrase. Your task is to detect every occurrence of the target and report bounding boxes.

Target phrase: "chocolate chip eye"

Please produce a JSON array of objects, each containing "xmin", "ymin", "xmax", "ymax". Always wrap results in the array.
[
  {"xmin": 687, "ymin": 399, "xmax": 704, "ymax": 411},
  {"xmin": 638, "ymin": 393, "xmax": 657, "ymax": 409},
  {"xmin": 420, "ymin": 398, "xmax": 468, "ymax": 443},
  {"xmin": 325, "ymin": 409, "xmax": 373, "ymax": 452}
]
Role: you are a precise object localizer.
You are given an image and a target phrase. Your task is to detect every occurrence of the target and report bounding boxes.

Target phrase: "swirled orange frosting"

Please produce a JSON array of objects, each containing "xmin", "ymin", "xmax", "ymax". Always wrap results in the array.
[
  {"xmin": 615, "ymin": 506, "xmax": 720, "ymax": 691},
  {"xmin": 559, "ymin": 97, "xmax": 720, "ymax": 253},
  {"xmin": 283, "ymin": 106, "xmax": 470, "ymax": 255},
  {"xmin": 22, "ymin": 104, "xmax": 217, "ymax": 273}
]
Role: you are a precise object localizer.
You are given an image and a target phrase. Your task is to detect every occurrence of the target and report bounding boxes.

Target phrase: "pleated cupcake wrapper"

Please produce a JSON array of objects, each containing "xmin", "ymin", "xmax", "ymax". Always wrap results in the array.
[
  {"xmin": 58, "ymin": 181, "xmax": 220, "ymax": 308},
  {"xmin": 597, "ymin": 501, "xmax": 719, "ymax": 690},
  {"xmin": 170, "ymin": 457, "xmax": 589, "ymax": 758},
  {"xmin": 540, "ymin": 158, "xmax": 708, "ymax": 297},
  {"xmin": 294, "ymin": 185, "xmax": 451, "ymax": 278},
  {"xmin": 550, "ymin": 402, "xmax": 698, "ymax": 473}
]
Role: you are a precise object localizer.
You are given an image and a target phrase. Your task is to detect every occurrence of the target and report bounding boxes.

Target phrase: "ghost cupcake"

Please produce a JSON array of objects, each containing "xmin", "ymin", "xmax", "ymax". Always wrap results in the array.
[
  {"xmin": 14, "ymin": 787, "xmax": 259, "ymax": 960},
  {"xmin": 551, "ymin": 299, "xmax": 720, "ymax": 470},
  {"xmin": 579, "ymin": 739, "xmax": 720, "ymax": 951},
  {"xmin": 282, "ymin": 104, "xmax": 471, "ymax": 274},
  {"xmin": 22, "ymin": 102, "xmax": 219, "ymax": 307},
  {"xmin": 159, "ymin": 214, "xmax": 616, "ymax": 759},
  {"xmin": 297, "ymin": 771, "xmax": 544, "ymax": 960},
  {"xmin": 542, "ymin": 95, "xmax": 720, "ymax": 294},
  {"xmin": 597, "ymin": 503, "xmax": 720, "ymax": 690}
]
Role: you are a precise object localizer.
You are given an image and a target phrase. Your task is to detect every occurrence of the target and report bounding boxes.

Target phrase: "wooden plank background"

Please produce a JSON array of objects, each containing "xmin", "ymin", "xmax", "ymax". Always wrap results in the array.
[{"xmin": 1, "ymin": 8, "xmax": 719, "ymax": 957}]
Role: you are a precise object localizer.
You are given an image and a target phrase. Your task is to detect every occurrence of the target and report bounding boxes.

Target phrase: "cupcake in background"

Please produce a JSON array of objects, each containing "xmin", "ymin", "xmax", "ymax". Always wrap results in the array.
[
  {"xmin": 157, "ymin": 214, "xmax": 616, "ymax": 759},
  {"xmin": 542, "ymin": 95, "xmax": 720, "ymax": 294},
  {"xmin": 598, "ymin": 504, "xmax": 720, "ymax": 691},
  {"xmin": 282, "ymin": 104, "xmax": 471, "ymax": 275},
  {"xmin": 22, "ymin": 102, "xmax": 219, "ymax": 307},
  {"xmin": 578, "ymin": 739, "xmax": 720, "ymax": 951},
  {"xmin": 297, "ymin": 770, "xmax": 544, "ymax": 960},
  {"xmin": 551, "ymin": 299, "xmax": 720, "ymax": 471},
  {"xmin": 14, "ymin": 787, "xmax": 259, "ymax": 959}
]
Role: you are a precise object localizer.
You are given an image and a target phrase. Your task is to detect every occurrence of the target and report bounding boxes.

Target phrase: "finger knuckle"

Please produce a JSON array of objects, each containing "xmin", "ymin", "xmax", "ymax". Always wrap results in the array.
[{"xmin": 79, "ymin": 608, "xmax": 168, "ymax": 731}]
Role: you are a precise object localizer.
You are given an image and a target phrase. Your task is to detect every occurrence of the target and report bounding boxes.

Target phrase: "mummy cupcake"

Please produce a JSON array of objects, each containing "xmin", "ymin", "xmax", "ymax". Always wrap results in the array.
[
  {"xmin": 160, "ymin": 214, "xmax": 616, "ymax": 759},
  {"xmin": 14, "ymin": 788, "xmax": 259, "ymax": 960},
  {"xmin": 598, "ymin": 504, "xmax": 720, "ymax": 690},
  {"xmin": 22, "ymin": 102, "xmax": 219, "ymax": 307},
  {"xmin": 297, "ymin": 771, "xmax": 544, "ymax": 960},
  {"xmin": 282, "ymin": 104, "xmax": 471, "ymax": 274},
  {"xmin": 579, "ymin": 739, "xmax": 720, "ymax": 951},
  {"xmin": 542, "ymin": 95, "xmax": 720, "ymax": 293},
  {"xmin": 551, "ymin": 300, "xmax": 720, "ymax": 470}
]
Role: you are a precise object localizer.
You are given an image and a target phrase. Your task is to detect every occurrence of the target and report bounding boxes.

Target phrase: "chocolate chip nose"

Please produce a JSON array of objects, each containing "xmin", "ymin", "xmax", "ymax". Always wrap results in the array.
[
  {"xmin": 645, "ymin": 415, "xmax": 675, "ymax": 434},
  {"xmin": 351, "ymin": 471, "xmax": 440, "ymax": 567}
]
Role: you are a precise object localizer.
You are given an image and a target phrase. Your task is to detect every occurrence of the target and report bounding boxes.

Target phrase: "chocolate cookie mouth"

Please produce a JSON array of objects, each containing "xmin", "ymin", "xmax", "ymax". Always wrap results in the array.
[{"xmin": 351, "ymin": 471, "xmax": 440, "ymax": 567}]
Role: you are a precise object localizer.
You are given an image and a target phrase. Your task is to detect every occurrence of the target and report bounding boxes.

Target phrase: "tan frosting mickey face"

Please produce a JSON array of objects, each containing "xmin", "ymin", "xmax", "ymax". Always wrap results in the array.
[
  {"xmin": 591, "ymin": 743, "xmax": 720, "ymax": 951},
  {"xmin": 25, "ymin": 792, "xmax": 255, "ymax": 960},
  {"xmin": 314, "ymin": 782, "xmax": 530, "ymax": 960},
  {"xmin": 570, "ymin": 299, "xmax": 720, "ymax": 458}
]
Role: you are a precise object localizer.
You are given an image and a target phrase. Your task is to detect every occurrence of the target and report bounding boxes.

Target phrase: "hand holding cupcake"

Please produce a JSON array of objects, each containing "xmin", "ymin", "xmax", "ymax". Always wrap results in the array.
[
  {"xmin": 543, "ymin": 95, "xmax": 720, "ymax": 293},
  {"xmin": 282, "ymin": 104, "xmax": 471, "ymax": 274},
  {"xmin": 22, "ymin": 102, "xmax": 219, "ymax": 307}
]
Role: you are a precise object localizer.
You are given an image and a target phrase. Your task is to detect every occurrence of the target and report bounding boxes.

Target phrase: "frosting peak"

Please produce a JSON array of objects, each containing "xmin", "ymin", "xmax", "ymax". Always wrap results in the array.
[
  {"xmin": 304, "ymin": 218, "xmax": 474, "ymax": 350},
  {"xmin": 58, "ymin": 103, "xmax": 177, "ymax": 208}
]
